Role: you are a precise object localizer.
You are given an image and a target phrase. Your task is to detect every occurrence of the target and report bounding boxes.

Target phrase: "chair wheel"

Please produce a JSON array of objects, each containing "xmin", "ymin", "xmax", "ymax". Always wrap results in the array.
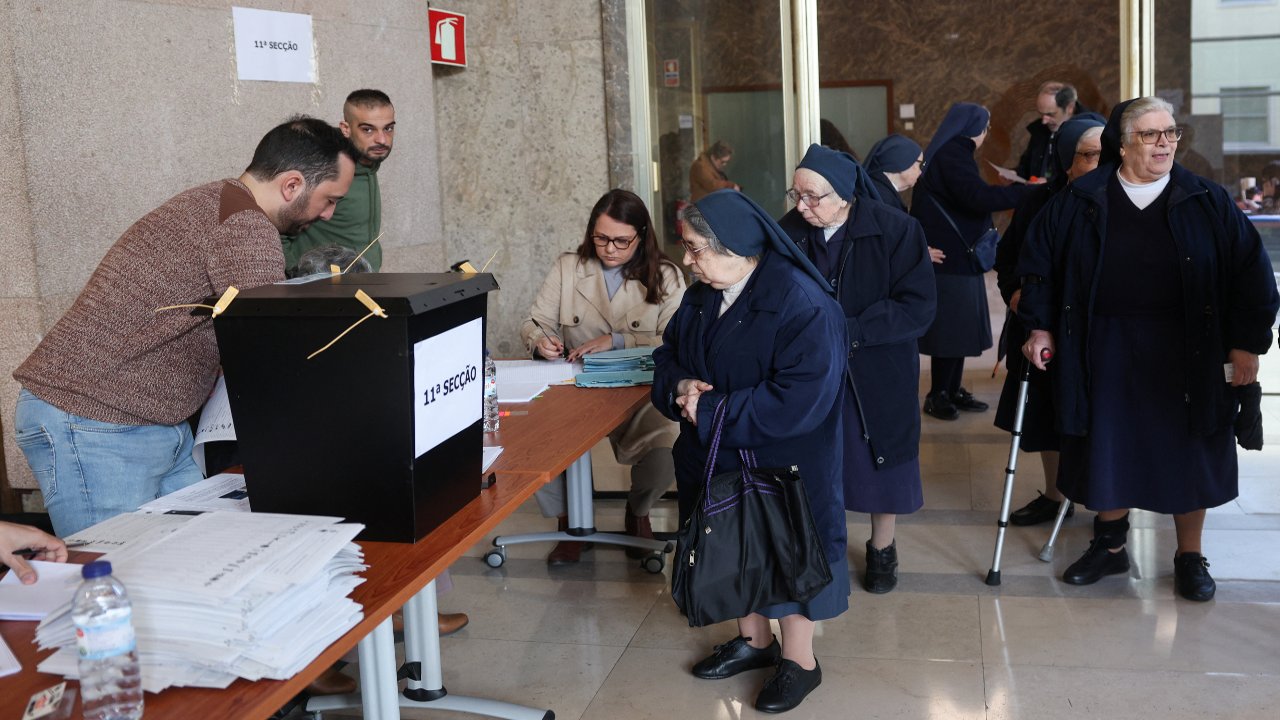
[
  {"xmin": 641, "ymin": 554, "xmax": 665, "ymax": 574},
  {"xmin": 484, "ymin": 548, "xmax": 506, "ymax": 568}
]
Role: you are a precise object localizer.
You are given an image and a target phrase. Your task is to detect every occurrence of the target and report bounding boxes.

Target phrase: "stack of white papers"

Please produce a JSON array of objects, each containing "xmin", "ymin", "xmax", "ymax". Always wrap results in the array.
[
  {"xmin": 0, "ymin": 561, "xmax": 82, "ymax": 620},
  {"xmin": 138, "ymin": 473, "xmax": 250, "ymax": 514},
  {"xmin": 35, "ymin": 511, "xmax": 366, "ymax": 693}
]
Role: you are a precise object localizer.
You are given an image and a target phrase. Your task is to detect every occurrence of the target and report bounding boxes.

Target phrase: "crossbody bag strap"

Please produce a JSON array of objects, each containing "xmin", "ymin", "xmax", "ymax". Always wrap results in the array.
[{"xmin": 928, "ymin": 194, "xmax": 975, "ymax": 252}]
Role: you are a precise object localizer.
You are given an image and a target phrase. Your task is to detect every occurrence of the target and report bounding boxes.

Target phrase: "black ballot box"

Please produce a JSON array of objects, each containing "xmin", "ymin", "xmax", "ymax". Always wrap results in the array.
[{"xmin": 211, "ymin": 272, "xmax": 498, "ymax": 542}]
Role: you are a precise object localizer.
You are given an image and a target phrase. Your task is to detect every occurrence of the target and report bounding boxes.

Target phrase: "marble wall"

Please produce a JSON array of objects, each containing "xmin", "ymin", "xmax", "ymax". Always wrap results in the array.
[
  {"xmin": 0, "ymin": 0, "xmax": 446, "ymax": 498},
  {"xmin": 431, "ymin": 0, "xmax": 610, "ymax": 358}
]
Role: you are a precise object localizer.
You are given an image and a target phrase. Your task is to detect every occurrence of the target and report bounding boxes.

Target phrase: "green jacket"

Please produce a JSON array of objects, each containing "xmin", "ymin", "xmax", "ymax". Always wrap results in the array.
[{"xmin": 281, "ymin": 162, "xmax": 382, "ymax": 272}]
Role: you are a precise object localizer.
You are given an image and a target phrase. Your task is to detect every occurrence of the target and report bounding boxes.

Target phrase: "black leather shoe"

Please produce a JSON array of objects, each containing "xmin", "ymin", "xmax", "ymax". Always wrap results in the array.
[
  {"xmin": 1174, "ymin": 552, "xmax": 1216, "ymax": 601},
  {"xmin": 1063, "ymin": 539, "xmax": 1130, "ymax": 585},
  {"xmin": 755, "ymin": 659, "xmax": 822, "ymax": 713},
  {"xmin": 1010, "ymin": 493, "xmax": 1074, "ymax": 526},
  {"xmin": 691, "ymin": 635, "xmax": 781, "ymax": 679},
  {"xmin": 923, "ymin": 393, "xmax": 960, "ymax": 421},
  {"xmin": 864, "ymin": 540, "xmax": 898, "ymax": 593},
  {"xmin": 951, "ymin": 387, "xmax": 989, "ymax": 412}
]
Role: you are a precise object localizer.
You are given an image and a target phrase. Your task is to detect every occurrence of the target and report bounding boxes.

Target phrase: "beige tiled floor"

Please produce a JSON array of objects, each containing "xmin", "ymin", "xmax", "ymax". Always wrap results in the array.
[{"xmin": 308, "ymin": 358, "xmax": 1280, "ymax": 720}]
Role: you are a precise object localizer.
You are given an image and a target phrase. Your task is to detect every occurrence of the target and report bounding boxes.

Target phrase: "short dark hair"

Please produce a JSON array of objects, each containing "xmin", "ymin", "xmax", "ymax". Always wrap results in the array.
[
  {"xmin": 245, "ymin": 115, "xmax": 357, "ymax": 187},
  {"xmin": 1054, "ymin": 84, "xmax": 1078, "ymax": 111},
  {"xmin": 290, "ymin": 245, "xmax": 371, "ymax": 278},
  {"xmin": 346, "ymin": 89, "xmax": 392, "ymax": 109}
]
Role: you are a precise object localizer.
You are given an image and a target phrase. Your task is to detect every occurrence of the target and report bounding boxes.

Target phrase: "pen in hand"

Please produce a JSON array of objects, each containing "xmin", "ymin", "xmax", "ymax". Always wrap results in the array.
[{"xmin": 530, "ymin": 318, "xmax": 568, "ymax": 359}]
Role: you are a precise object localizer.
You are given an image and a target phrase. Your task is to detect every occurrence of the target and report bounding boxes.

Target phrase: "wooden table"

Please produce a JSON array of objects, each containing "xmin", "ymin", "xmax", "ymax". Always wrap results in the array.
[
  {"xmin": 1, "ymin": 384, "xmax": 653, "ymax": 719},
  {"xmin": 484, "ymin": 383, "xmax": 651, "ymax": 477},
  {"xmin": 482, "ymin": 383, "xmax": 669, "ymax": 571}
]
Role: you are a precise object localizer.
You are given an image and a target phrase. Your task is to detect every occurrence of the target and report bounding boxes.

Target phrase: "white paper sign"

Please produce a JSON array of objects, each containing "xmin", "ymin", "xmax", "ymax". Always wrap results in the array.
[
  {"xmin": 412, "ymin": 318, "xmax": 482, "ymax": 457},
  {"xmin": 232, "ymin": 7, "xmax": 316, "ymax": 83}
]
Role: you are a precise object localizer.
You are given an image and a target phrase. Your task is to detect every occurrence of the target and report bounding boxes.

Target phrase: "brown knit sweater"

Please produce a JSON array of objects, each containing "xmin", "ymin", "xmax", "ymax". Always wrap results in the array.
[{"xmin": 14, "ymin": 180, "xmax": 285, "ymax": 426}]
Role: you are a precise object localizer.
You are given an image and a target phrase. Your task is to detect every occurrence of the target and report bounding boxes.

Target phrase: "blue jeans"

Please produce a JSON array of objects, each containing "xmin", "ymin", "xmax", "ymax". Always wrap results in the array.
[{"xmin": 13, "ymin": 389, "xmax": 203, "ymax": 536}]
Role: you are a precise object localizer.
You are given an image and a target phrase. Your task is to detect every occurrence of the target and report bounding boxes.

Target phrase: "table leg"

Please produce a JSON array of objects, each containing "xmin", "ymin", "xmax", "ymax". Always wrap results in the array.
[
  {"xmin": 306, "ymin": 615, "xmax": 399, "ymax": 719},
  {"xmin": 400, "ymin": 581, "xmax": 553, "ymax": 719},
  {"xmin": 565, "ymin": 452, "xmax": 594, "ymax": 532}
]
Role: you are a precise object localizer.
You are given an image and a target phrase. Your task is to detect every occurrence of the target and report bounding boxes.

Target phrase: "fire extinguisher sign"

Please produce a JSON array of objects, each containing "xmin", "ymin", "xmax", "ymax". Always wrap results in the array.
[{"xmin": 428, "ymin": 8, "xmax": 467, "ymax": 67}]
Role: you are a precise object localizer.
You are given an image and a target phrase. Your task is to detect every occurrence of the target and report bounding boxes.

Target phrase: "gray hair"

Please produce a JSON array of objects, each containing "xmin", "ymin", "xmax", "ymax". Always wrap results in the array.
[
  {"xmin": 291, "ymin": 245, "xmax": 372, "ymax": 277},
  {"xmin": 678, "ymin": 203, "xmax": 759, "ymax": 260},
  {"xmin": 1120, "ymin": 96, "xmax": 1176, "ymax": 138},
  {"xmin": 1079, "ymin": 126, "xmax": 1104, "ymax": 144}
]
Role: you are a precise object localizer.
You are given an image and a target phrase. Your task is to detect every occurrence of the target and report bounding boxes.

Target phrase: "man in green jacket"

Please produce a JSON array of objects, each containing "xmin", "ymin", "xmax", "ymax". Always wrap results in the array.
[{"xmin": 282, "ymin": 89, "xmax": 394, "ymax": 273}]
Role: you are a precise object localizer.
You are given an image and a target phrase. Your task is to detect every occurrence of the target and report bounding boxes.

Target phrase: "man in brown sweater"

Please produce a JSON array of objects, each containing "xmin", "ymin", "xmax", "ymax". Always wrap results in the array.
[{"xmin": 12, "ymin": 116, "xmax": 356, "ymax": 536}]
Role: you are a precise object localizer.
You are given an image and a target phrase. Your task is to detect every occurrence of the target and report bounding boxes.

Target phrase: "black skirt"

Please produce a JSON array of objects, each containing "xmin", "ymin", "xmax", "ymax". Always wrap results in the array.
[
  {"xmin": 918, "ymin": 273, "xmax": 993, "ymax": 357},
  {"xmin": 1057, "ymin": 314, "xmax": 1237, "ymax": 513},
  {"xmin": 993, "ymin": 312, "xmax": 1060, "ymax": 452}
]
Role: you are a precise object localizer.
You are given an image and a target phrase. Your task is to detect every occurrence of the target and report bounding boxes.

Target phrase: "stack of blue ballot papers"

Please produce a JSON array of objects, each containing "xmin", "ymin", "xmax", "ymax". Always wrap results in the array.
[{"xmin": 576, "ymin": 346, "xmax": 655, "ymax": 387}]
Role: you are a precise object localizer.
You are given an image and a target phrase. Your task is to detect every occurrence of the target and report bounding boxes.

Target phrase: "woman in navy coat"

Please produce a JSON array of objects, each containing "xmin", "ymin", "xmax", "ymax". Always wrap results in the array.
[
  {"xmin": 1019, "ymin": 98, "xmax": 1279, "ymax": 601},
  {"xmin": 778, "ymin": 144, "xmax": 935, "ymax": 594},
  {"xmin": 912, "ymin": 103, "xmax": 1033, "ymax": 420},
  {"xmin": 863, "ymin": 134, "xmax": 925, "ymax": 213},
  {"xmin": 652, "ymin": 190, "xmax": 847, "ymax": 713}
]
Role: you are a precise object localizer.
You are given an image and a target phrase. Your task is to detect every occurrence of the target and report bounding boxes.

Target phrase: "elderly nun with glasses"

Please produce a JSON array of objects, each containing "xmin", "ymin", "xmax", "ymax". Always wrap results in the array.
[
  {"xmin": 653, "ymin": 189, "xmax": 847, "ymax": 713},
  {"xmin": 777, "ymin": 144, "xmax": 936, "ymax": 594},
  {"xmin": 1018, "ymin": 98, "xmax": 1279, "ymax": 601},
  {"xmin": 521, "ymin": 188, "xmax": 686, "ymax": 566}
]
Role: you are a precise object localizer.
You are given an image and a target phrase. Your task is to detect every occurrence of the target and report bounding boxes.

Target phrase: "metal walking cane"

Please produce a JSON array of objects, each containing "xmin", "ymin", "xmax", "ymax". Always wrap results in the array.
[
  {"xmin": 1037, "ymin": 490, "xmax": 1072, "ymax": 561},
  {"xmin": 986, "ymin": 347, "xmax": 1051, "ymax": 586}
]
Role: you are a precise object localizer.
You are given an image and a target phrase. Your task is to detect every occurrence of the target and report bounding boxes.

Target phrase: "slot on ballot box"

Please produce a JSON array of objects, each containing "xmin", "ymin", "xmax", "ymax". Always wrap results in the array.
[{"xmin": 211, "ymin": 273, "xmax": 499, "ymax": 542}]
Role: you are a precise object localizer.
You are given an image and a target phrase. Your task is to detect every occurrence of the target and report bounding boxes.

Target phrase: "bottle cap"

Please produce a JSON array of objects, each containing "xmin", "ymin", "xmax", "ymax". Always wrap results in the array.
[{"xmin": 81, "ymin": 560, "xmax": 113, "ymax": 579}]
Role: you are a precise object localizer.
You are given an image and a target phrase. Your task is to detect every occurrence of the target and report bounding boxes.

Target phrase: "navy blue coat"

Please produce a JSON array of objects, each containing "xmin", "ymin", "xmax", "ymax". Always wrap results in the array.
[
  {"xmin": 779, "ymin": 201, "xmax": 936, "ymax": 468},
  {"xmin": 912, "ymin": 137, "xmax": 1032, "ymax": 276},
  {"xmin": 869, "ymin": 172, "xmax": 907, "ymax": 213},
  {"xmin": 1017, "ymin": 163, "xmax": 1279, "ymax": 437},
  {"xmin": 652, "ymin": 250, "xmax": 848, "ymax": 564}
]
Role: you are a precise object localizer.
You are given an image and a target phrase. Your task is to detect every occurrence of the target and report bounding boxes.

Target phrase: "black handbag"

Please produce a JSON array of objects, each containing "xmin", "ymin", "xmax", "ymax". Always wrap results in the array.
[
  {"xmin": 929, "ymin": 194, "xmax": 998, "ymax": 272},
  {"xmin": 671, "ymin": 400, "xmax": 833, "ymax": 628}
]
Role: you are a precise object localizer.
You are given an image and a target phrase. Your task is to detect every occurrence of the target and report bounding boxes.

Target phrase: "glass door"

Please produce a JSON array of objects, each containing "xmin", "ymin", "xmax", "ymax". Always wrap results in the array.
[{"xmin": 640, "ymin": 0, "xmax": 802, "ymax": 245}]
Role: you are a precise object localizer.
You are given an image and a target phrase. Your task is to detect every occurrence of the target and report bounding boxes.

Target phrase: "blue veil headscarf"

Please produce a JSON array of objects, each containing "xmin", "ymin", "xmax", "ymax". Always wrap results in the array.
[
  {"xmin": 923, "ymin": 103, "xmax": 990, "ymax": 166},
  {"xmin": 1052, "ymin": 112, "xmax": 1106, "ymax": 182},
  {"xmin": 864, "ymin": 134, "xmax": 923, "ymax": 175},
  {"xmin": 795, "ymin": 143, "xmax": 882, "ymax": 203},
  {"xmin": 694, "ymin": 189, "xmax": 832, "ymax": 292}
]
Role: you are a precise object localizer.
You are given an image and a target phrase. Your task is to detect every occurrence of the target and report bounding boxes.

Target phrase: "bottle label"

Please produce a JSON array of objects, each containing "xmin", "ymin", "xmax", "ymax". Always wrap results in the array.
[{"xmin": 74, "ymin": 611, "xmax": 136, "ymax": 660}]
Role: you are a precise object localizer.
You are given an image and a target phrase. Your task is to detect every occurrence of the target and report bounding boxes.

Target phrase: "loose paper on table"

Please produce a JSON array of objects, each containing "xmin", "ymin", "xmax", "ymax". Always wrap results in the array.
[{"xmin": 0, "ymin": 561, "xmax": 82, "ymax": 621}]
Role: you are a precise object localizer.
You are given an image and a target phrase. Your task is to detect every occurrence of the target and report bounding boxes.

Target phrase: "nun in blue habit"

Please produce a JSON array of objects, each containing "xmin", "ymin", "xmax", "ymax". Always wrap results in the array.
[
  {"xmin": 912, "ymin": 102, "xmax": 1032, "ymax": 421},
  {"xmin": 863, "ymin": 134, "xmax": 925, "ymax": 212},
  {"xmin": 652, "ymin": 189, "xmax": 848, "ymax": 713},
  {"xmin": 778, "ymin": 144, "xmax": 936, "ymax": 595}
]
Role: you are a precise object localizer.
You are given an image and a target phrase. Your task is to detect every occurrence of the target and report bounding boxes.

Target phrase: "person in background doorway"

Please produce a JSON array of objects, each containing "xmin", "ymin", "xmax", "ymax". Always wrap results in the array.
[{"xmin": 690, "ymin": 140, "xmax": 739, "ymax": 201}]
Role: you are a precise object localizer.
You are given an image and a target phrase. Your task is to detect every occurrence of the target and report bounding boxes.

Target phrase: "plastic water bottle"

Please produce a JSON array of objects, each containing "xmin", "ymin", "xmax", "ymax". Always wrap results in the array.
[
  {"xmin": 72, "ymin": 561, "xmax": 143, "ymax": 720},
  {"xmin": 483, "ymin": 351, "xmax": 500, "ymax": 432}
]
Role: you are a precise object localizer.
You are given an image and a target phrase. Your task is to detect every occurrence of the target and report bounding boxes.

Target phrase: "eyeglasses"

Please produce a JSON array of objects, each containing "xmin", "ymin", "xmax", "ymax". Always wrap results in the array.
[
  {"xmin": 680, "ymin": 239, "xmax": 711, "ymax": 257},
  {"xmin": 1075, "ymin": 150, "xmax": 1102, "ymax": 161},
  {"xmin": 1128, "ymin": 127, "xmax": 1183, "ymax": 145},
  {"xmin": 785, "ymin": 189, "xmax": 831, "ymax": 206},
  {"xmin": 591, "ymin": 233, "xmax": 638, "ymax": 251}
]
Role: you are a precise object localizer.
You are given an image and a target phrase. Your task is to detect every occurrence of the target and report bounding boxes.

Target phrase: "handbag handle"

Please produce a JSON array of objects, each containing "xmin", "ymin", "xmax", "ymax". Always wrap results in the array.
[{"xmin": 701, "ymin": 398, "xmax": 758, "ymax": 498}]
